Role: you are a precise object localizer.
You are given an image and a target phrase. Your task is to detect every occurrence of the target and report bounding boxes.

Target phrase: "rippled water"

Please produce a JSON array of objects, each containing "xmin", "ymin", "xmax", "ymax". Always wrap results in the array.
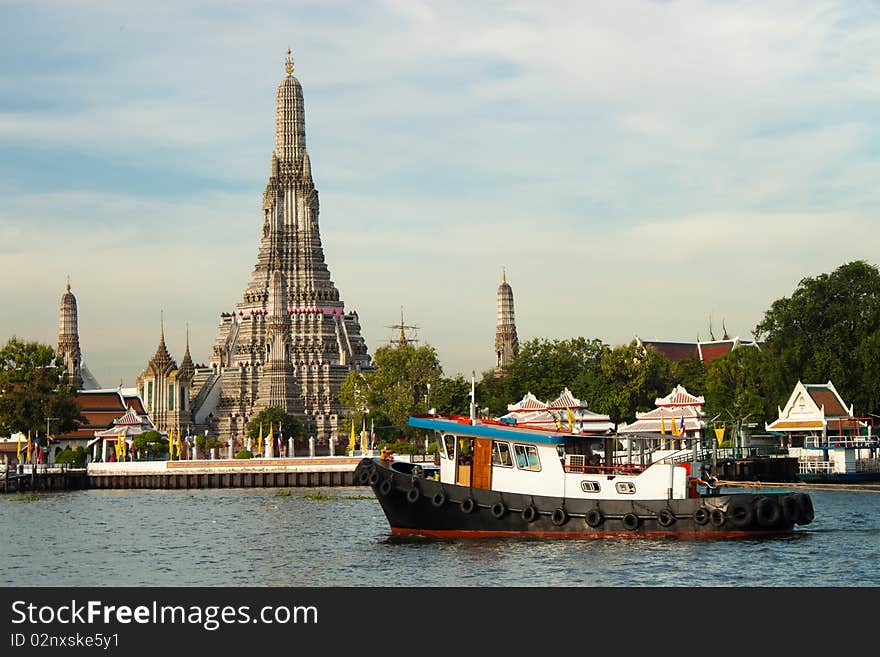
[{"xmin": 1, "ymin": 487, "xmax": 878, "ymax": 586}]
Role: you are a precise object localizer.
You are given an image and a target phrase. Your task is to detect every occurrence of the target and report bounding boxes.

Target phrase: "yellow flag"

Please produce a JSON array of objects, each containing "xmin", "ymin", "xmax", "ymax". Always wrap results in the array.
[
  {"xmin": 257, "ymin": 423, "xmax": 263, "ymax": 454},
  {"xmin": 349, "ymin": 420, "xmax": 356, "ymax": 453},
  {"xmin": 16, "ymin": 432, "xmax": 22, "ymax": 461},
  {"xmin": 121, "ymin": 431, "xmax": 127, "ymax": 459},
  {"xmin": 714, "ymin": 426, "xmax": 725, "ymax": 446},
  {"xmin": 660, "ymin": 416, "xmax": 666, "ymax": 434},
  {"xmin": 177, "ymin": 432, "xmax": 183, "ymax": 459},
  {"xmin": 26, "ymin": 430, "xmax": 32, "ymax": 463},
  {"xmin": 566, "ymin": 408, "xmax": 576, "ymax": 432},
  {"xmin": 671, "ymin": 415, "xmax": 680, "ymax": 436}
]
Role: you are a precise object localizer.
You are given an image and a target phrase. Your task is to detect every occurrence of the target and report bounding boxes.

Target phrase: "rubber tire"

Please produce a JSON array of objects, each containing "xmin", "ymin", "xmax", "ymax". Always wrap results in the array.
[
  {"xmin": 693, "ymin": 507, "xmax": 710, "ymax": 525},
  {"xmin": 657, "ymin": 508, "xmax": 676, "ymax": 528},
  {"xmin": 406, "ymin": 487, "xmax": 421, "ymax": 504},
  {"xmin": 782, "ymin": 495, "xmax": 802, "ymax": 525},
  {"xmin": 431, "ymin": 491, "xmax": 446, "ymax": 508},
  {"xmin": 368, "ymin": 471, "xmax": 380, "ymax": 486},
  {"xmin": 755, "ymin": 496, "xmax": 781, "ymax": 528},
  {"xmin": 521, "ymin": 505, "xmax": 538, "ymax": 523},
  {"xmin": 622, "ymin": 513, "xmax": 640, "ymax": 531},
  {"xmin": 379, "ymin": 478, "xmax": 393, "ymax": 496},
  {"xmin": 357, "ymin": 469, "xmax": 371, "ymax": 485},
  {"xmin": 710, "ymin": 508, "xmax": 726, "ymax": 528},
  {"xmin": 585, "ymin": 508, "xmax": 604, "ymax": 528},
  {"xmin": 728, "ymin": 500, "xmax": 753, "ymax": 528},
  {"xmin": 491, "ymin": 502, "xmax": 507, "ymax": 519},
  {"xmin": 551, "ymin": 508, "xmax": 568, "ymax": 526},
  {"xmin": 461, "ymin": 497, "xmax": 476, "ymax": 514},
  {"xmin": 796, "ymin": 493, "xmax": 814, "ymax": 525}
]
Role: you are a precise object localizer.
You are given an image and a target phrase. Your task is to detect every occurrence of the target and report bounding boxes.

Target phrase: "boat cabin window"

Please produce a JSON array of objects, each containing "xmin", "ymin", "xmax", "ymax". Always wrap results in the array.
[
  {"xmin": 492, "ymin": 441, "xmax": 513, "ymax": 467},
  {"xmin": 442, "ymin": 434, "xmax": 456, "ymax": 460},
  {"xmin": 580, "ymin": 481, "xmax": 601, "ymax": 493},
  {"xmin": 514, "ymin": 444, "xmax": 541, "ymax": 471},
  {"xmin": 615, "ymin": 482, "xmax": 636, "ymax": 495}
]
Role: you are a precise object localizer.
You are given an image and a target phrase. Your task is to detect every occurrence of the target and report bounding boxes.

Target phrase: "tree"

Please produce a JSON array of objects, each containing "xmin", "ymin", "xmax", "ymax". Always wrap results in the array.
[
  {"xmin": 754, "ymin": 260, "xmax": 880, "ymax": 415},
  {"xmin": 132, "ymin": 430, "xmax": 168, "ymax": 458},
  {"xmin": 704, "ymin": 346, "xmax": 772, "ymax": 424},
  {"xmin": 340, "ymin": 343, "xmax": 443, "ymax": 439},
  {"xmin": 0, "ymin": 337, "xmax": 84, "ymax": 438},
  {"xmin": 429, "ymin": 375, "xmax": 471, "ymax": 415},
  {"xmin": 245, "ymin": 407, "xmax": 305, "ymax": 443}
]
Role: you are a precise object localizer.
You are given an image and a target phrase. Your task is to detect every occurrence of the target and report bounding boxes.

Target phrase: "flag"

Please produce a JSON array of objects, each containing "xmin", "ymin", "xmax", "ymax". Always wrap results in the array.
[
  {"xmin": 370, "ymin": 419, "xmax": 376, "ymax": 450},
  {"xmin": 26, "ymin": 431, "xmax": 32, "ymax": 463},
  {"xmin": 566, "ymin": 407, "xmax": 576, "ymax": 432},
  {"xmin": 177, "ymin": 432, "xmax": 183, "ymax": 459},
  {"xmin": 168, "ymin": 428, "xmax": 174, "ymax": 458},
  {"xmin": 257, "ymin": 423, "xmax": 264, "ymax": 455},
  {"xmin": 361, "ymin": 416, "xmax": 367, "ymax": 451},
  {"xmin": 678, "ymin": 416, "xmax": 686, "ymax": 437},
  {"xmin": 671, "ymin": 415, "xmax": 680, "ymax": 437},
  {"xmin": 349, "ymin": 420, "xmax": 356, "ymax": 453},
  {"xmin": 16, "ymin": 432, "xmax": 22, "ymax": 461},
  {"xmin": 277, "ymin": 427, "xmax": 283, "ymax": 456},
  {"xmin": 714, "ymin": 426, "xmax": 725, "ymax": 447},
  {"xmin": 660, "ymin": 416, "xmax": 666, "ymax": 434}
]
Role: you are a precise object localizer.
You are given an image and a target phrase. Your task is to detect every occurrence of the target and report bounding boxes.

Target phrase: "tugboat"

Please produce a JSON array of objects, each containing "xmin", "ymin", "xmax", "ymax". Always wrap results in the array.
[{"xmin": 355, "ymin": 413, "xmax": 815, "ymax": 538}]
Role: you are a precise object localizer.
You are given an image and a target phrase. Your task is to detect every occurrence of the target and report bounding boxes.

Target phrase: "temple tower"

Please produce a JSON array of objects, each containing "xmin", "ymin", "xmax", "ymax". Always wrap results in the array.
[
  {"xmin": 197, "ymin": 50, "xmax": 371, "ymax": 443},
  {"xmin": 57, "ymin": 277, "xmax": 83, "ymax": 390},
  {"xmin": 494, "ymin": 269, "xmax": 519, "ymax": 376}
]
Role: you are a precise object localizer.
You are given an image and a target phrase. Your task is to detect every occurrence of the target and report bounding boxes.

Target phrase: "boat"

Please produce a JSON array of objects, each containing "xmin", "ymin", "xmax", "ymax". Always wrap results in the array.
[
  {"xmin": 792, "ymin": 418, "xmax": 880, "ymax": 484},
  {"xmin": 355, "ymin": 413, "xmax": 815, "ymax": 538}
]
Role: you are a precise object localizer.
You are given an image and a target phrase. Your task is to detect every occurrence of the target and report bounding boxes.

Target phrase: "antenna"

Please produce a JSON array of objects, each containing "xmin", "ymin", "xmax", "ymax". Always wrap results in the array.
[{"xmin": 387, "ymin": 306, "xmax": 419, "ymax": 346}]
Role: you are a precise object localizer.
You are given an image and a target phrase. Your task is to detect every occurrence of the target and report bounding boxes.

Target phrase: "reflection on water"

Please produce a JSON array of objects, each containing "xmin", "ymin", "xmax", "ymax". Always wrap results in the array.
[{"xmin": 1, "ymin": 488, "xmax": 877, "ymax": 586}]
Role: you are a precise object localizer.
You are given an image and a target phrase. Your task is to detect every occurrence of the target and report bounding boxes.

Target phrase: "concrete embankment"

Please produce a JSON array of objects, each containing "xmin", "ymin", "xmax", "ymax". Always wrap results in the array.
[{"xmin": 2, "ymin": 457, "xmax": 365, "ymax": 493}]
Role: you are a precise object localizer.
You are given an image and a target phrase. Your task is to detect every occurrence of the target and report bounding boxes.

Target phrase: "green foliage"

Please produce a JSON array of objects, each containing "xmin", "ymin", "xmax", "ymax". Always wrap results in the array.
[
  {"xmin": 755, "ymin": 260, "xmax": 880, "ymax": 415},
  {"xmin": 429, "ymin": 375, "xmax": 471, "ymax": 415},
  {"xmin": 340, "ymin": 344, "xmax": 443, "ymax": 438},
  {"xmin": 0, "ymin": 337, "xmax": 84, "ymax": 437},
  {"xmin": 234, "ymin": 450, "xmax": 253, "ymax": 459},
  {"xmin": 379, "ymin": 440, "xmax": 418, "ymax": 455},
  {"xmin": 54, "ymin": 446, "xmax": 85, "ymax": 466},
  {"xmin": 205, "ymin": 437, "xmax": 223, "ymax": 450},
  {"xmin": 132, "ymin": 430, "xmax": 168, "ymax": 457},
  {"xmin": 704, "ymin": 346, "xmax": 773, "ymax": 423},
  {"xmin": 245, "ymin": 407, "xmax": 304, "ymax": 443}
]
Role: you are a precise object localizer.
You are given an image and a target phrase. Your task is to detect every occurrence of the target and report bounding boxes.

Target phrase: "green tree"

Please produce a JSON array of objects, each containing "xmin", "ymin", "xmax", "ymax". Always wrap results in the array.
[
  {"xmin": 132, "ymin": 430, "xmax": 168, "ymax": 458},
  {"xmin": 704, "ymin": 346, "xmax": 772, "ymax": 424},
  {"xmin": 340, "ymin": 343, "xmax": 443, "ymax": 439},
  {"xmin": 429, "ymin": 375, "xmax": 471, "ymax": 415},
  {"xmin": 0, "ymin": 337, "xmax": 84, "ymax": 438},
  {"xmin": 754, "ymin": 260, "xmax": 880, "ymax": 414},
  {"xmin": 245, "ymin": 407, "xmax": 305, "ymax": 443}
]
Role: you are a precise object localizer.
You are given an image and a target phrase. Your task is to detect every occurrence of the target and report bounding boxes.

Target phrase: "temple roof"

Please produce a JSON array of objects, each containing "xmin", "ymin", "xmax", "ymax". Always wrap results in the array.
[
  {"xmin": 656, "ymin": 384, "xmax": 705, "ymax": 407},
  {"xmin": 147, "ymin": 320, "xmax": 177, "ymax": 377}
]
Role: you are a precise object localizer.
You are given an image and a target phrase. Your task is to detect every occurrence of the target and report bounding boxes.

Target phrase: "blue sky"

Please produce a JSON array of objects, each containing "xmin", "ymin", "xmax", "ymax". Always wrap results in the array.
[{"xmin": 2, "ymin": 0, "xmax": 880, "ymax": 387}]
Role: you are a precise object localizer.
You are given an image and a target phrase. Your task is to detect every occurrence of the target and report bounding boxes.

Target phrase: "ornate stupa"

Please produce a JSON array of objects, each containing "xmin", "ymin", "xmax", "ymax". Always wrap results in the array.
[
  {"xmin": 190, "ymin": 49, "xmax": 371, "ymax": 442},
  {"xmin": 57, "ymin": 277, "xmax": 99, "ymax": 390},
  {"xmin": 494, "ymin": 269, "xmax": 519, "ymax": 376}
]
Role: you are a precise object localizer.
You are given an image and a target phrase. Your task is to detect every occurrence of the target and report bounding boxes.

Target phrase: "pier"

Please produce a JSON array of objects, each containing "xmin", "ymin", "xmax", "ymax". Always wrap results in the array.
[{"xmin": 1, "ymin": 457, "xmax": 366, "ymax": 493}]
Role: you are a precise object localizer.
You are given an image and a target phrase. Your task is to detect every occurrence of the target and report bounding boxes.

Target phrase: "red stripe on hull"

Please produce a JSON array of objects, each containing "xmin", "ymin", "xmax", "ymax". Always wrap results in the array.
[{"xmin": 390, "ymin": 527, "xmax": 793, "ymax": 539}]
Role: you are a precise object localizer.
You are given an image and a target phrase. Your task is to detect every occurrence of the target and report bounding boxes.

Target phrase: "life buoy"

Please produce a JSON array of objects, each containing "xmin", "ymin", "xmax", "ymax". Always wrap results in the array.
[
  {"xmin": 782, "ymin": 495, "xmax": 802, "ymax": 525},
  {"xmin": 368, "ymin": 471, "xmax": 380, "ymax": 486},
  {"xmin": 755, "ymin": 496, "xmax": 781, "ymax": 528},
  {"xmin": 657, "ymin": 508, "xmax": 676, "ymax": 528},
  {"xmin": 693, "ymin": 507, "xmax": 710, "ymax": 525},
  {"xmin": 551, "ymin": 508, "xmax": 568, "ymax": 526},
  {"xmin": 460, "ymin": 497, "xmax": 476, "ymax": 514},
  {"xmin": 728, "ymin": 500, "xmax": 753, "ymax": 528},
  {"xmin": 585, "ymin": 508, "xmax": 604, "ymax": 528},
  {"xmin": 491, "ymin": 501, "xmax": 507, "ymax": 519},
  {"xmin": 431, "ymin": 491, "xmax": 446, "ymax": 508},
  {"xmin": 796, "ymin": 493, "xmax": 814, "ymax": 525},
  {"xmin": 521, "ymin": 505, "xmax": 538, "ymax": 523},
  {"xmin": 710, "ymin": 508, "xmax": 726, "ymax": 528},
  {"xmin": 406, "ymin": 486, "xmax": 421, "ymax": 504},
  {"xmin": 622, "ymin": 512, "xmax": 640, "ymax": 531},
  {"xmin": 379, "ymin": 478, "xmax": 393, "ymax": 496}
]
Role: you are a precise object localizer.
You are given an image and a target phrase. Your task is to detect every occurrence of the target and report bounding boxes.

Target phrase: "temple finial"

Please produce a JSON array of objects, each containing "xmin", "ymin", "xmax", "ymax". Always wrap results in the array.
[
  {"xmin": 160, "ymin": 310, "xmax": 165, "ymax": 341},
  {"xmin": 66, "ymin": 275, "xmax": 71, "ymax": 292},
  {"xmin": 502, "ymin": 267, "xmax": 506, "ymax": 284},
  {"xmin": 285, "ymin": 48, "xmax": 294, "ymax": 75}
]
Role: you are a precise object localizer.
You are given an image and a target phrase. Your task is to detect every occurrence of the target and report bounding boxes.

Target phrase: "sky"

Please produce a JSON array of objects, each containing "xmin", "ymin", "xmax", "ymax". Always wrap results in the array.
[{"xmin": 2, "ymin": 0, "xmax": 880, "ymax": 388}]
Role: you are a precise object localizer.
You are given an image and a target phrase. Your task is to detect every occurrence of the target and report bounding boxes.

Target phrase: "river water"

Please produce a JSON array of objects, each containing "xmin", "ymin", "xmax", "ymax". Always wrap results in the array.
[{"xmin": 1, "ymin": 487, "xmax": 878, "ymax": 587}]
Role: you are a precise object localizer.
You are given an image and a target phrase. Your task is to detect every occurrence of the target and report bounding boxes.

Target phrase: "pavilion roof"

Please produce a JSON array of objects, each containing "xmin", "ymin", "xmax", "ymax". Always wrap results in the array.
[{"xmin": 656, "ymin": 384, "xmax": 705, "ymax": 407}]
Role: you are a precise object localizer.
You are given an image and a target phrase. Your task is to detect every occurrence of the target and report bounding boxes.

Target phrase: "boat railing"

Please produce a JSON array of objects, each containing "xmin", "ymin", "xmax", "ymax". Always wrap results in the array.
[
  {"xmin": 563, "ymin": 455, "xmax": 645, "ymax": 476},
  {"xmin": 799, "ymin": 460, "xmax": 834, "ymax": 475}
]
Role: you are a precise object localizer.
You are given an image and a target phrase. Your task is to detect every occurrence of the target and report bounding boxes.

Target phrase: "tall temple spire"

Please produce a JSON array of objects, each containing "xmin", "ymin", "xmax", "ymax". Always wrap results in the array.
[
  {"xmin": 202, "ymin": 51, "xmax": 371, "ymax": 443},
  {"xmin": 148, "ymin": 312, "xmax": 176, "ymax": 377},
  {"xmin": 494, "ymin": 269, "xmax": 519, "ymax": 377},
  {"xmin": 57, "ymin": 277, "xmax": 83, "ymax": 390}
]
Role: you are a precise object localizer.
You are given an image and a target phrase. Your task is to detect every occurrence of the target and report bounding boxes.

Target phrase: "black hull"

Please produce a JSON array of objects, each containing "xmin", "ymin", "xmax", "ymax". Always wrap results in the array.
[{"xmin": 355, "ymin": 459, "xmax": 814, "ymax": 538}]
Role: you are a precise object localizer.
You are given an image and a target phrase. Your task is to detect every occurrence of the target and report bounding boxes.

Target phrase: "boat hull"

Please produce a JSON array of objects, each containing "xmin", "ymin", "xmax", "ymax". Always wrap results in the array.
[{"xmin": 355, "ymin": 459, "xmax": 814, "ymax": 539}]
